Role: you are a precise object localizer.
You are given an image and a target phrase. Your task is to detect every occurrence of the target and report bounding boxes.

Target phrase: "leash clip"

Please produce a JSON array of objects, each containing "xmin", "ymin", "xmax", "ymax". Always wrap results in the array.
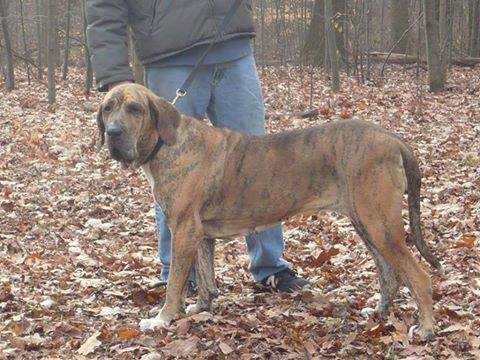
[{"xmin": 171, "ymin": 89, "xmax": 187, "ymax": 105}]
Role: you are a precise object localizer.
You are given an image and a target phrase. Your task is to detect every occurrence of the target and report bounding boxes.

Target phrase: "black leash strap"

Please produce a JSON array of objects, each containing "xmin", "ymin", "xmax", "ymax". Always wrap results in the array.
[{"xmin": 171, "ymin": 0, "xmax": 244, "ymax": 105}]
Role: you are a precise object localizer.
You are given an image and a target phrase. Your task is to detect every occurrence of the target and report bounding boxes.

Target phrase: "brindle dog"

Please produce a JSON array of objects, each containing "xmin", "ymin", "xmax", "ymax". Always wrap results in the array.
[{"xmin": 95, "ymin": 84, "xmax": 441, "ymax": 340}]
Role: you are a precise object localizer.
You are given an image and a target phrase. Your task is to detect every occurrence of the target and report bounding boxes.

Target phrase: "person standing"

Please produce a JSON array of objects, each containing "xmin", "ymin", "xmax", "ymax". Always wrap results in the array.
[{"xmin": 86, "ymin": 0, "xmax": 309, "ymax": 292}]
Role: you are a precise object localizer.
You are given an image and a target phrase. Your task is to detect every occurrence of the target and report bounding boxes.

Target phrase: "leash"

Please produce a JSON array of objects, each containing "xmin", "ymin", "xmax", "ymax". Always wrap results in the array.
[
  {"xmin": 171, "ymin": 0, "xmax": 244, "ymax": 105},
  {"xmin": 142, "ymin": 1, "xmax": 243, "ymax": 165}
]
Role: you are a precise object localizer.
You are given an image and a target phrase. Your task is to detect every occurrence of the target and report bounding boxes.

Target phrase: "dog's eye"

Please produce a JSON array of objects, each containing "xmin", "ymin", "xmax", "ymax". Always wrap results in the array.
[
  {"xmin": 103, "ymin": 104, "xmax": 113, "ymax": 113},
  {"xmin": 126, "ymin": 103, "xmax": 143, "ymax": 116}
]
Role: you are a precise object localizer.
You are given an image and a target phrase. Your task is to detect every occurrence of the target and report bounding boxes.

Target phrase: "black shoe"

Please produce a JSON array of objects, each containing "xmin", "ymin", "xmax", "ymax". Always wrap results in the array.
[
  {"xmin": 261, "ymin": 269, "xmax": 310, "ymax": 293},
  {"xmin": 149, "ymin": 279, "xmax": 197, "ymax": 297}
]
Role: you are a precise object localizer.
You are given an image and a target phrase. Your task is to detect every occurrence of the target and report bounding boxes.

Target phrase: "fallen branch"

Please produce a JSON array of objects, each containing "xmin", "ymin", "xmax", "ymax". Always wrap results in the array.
[
  {"xmin": 371, "ymin": 52, "xmax": 419, "ymax": 64},
  {"xmin": 380, "ymin": 12, "xmax": 424, "ymax": 77},
  {"xmin": 450, "ymin": 57, "xmax": 480, "ymax": 67},
  {"xmin": 371, "ymin": 52, "xmax": 480, "ymax": 68}
]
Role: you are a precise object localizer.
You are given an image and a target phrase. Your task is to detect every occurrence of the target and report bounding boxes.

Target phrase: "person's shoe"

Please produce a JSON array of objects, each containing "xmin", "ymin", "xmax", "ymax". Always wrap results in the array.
[
  {"xmin": 261, "ymin": 268, "xmax": 310, "ymax": 293},
  {"xmin": 149, "ymin": 279, "xmax": 197, "ymax": 297}
]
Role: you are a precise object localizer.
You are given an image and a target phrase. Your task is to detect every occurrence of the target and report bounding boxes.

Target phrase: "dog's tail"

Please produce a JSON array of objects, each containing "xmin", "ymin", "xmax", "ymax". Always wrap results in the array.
[{"xmin": 400, "ymin": 145, "xmax": 442, "ymax": 271}]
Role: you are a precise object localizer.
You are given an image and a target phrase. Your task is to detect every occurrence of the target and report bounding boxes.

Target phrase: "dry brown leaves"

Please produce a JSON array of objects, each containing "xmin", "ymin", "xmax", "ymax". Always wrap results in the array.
[{"xmin": 0, "ymin": 65, "xmax": 479, "ymax": 359}]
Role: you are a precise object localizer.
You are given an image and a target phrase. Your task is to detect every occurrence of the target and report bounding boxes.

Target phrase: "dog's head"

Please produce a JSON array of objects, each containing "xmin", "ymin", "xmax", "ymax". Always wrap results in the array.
[{"xmin": 95, "ymin": 83, "xmax": 180, "ymax": 167}]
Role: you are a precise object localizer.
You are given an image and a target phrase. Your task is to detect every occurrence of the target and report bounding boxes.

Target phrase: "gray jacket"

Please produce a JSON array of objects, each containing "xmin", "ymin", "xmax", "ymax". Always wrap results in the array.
[{"xmin": 86, "ymin": 0, "xmax": 255, "ymax": 91}]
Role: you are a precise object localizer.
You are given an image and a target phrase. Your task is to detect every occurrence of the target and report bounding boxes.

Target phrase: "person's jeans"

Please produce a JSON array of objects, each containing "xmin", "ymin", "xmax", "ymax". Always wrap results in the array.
[{"xmin": 145, "ymin": 54, "xmax": 291, "ymax": 283}]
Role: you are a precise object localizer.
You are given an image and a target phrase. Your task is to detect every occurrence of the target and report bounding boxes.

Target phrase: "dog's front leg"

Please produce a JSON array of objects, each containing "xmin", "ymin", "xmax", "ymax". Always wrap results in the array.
[
  {"xmin": 187, "ymin": 238, "xmax": 217, "ymax": 315},
  {"xmin": 139, "ymin": 217, "xmax": 202, "ymax": 331}
]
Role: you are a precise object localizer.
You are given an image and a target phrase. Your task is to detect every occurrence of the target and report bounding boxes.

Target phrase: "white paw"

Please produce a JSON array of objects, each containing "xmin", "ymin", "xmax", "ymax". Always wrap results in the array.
[
  {"xmin": 186, "ymin": 304, "xmax": 201, "ymax": 316},
  {"xmin": 360, "ymin": 307, "xmax": 376, "ymax": 318},
  {"xmin": 139, "ymin": 316, "xmax": 170, "ymax": 332}
]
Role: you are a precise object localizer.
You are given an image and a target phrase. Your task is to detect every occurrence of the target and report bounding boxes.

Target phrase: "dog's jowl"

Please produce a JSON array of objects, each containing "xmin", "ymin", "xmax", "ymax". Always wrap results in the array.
[{"xmin": 96, "ymin": 83, "xmax": 441, "ymax": 340}]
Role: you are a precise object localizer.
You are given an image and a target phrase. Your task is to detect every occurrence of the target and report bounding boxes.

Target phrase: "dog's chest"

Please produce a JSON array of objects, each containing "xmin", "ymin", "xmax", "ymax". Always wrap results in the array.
[{"xmin": 141, "ymin": 164, "xmax": 155, "ymax": 191}]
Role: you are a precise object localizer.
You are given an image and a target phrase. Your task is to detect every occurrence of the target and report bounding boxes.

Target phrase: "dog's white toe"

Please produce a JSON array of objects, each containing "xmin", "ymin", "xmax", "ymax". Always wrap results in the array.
[
  {"xmin": 139, "ymin": 316, "xmax": 170, "ymax": 332},
  {"xmin": 186, "ymin": 304, "xmax": 201, "ymax": 316}
]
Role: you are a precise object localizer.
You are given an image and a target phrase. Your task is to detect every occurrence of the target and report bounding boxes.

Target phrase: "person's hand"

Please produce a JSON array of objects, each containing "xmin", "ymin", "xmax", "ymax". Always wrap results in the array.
[{"xmin": 107, "ymin": 80, "xmax": 133, "ymax": 91}]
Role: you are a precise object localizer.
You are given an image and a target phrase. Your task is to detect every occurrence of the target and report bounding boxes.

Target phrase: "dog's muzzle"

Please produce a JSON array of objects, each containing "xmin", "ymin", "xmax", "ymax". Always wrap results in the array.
[{"xmin": 106, "ymin": 124, "xmax": 135, "ymax": 163}]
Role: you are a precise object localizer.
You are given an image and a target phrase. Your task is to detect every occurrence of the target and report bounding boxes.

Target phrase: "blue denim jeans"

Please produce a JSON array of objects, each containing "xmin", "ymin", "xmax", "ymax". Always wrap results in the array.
[{"xmin": 145, "ymin": 54, "xmax": 290, "ymax": 283}]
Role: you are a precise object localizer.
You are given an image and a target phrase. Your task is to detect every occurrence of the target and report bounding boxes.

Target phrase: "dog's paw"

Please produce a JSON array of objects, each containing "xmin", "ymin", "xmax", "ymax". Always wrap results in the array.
[
  {"xmin": 186, "ymin": 303, "xmax": 209, "ymax": 316},
  {"xmin": 408, "ymin": 324, "xmax": 435, "ymax": 342},
  {"xmin": 360, "ymin": 307, "xmax": 376, "ymax": 318},
  {"xmin": 139, "ymin": 316, "xmax": 171, "ymax": 332}
]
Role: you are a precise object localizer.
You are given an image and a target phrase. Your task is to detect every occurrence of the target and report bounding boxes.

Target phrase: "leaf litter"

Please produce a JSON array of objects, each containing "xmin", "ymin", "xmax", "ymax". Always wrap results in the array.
[{"xmin": 0, "ymin": 66, "xmax": 479, "ymax": 358}]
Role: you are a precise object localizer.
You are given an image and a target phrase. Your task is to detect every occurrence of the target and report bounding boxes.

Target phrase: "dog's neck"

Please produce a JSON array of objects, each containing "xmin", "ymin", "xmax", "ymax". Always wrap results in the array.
[
  {"xmin": 140, "ymin": 136, "xmax": 165, "ymax": 166},
  {"xmin": 142, "ymin": 114, "xmax": 240, "ymax": 176}
]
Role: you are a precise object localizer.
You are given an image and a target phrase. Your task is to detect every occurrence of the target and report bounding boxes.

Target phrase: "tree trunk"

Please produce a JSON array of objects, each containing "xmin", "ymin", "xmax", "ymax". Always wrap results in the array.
[
  {"xmin": 20, "ymin": 0, "xmax": 31, "ymax": 84},
  {"xmin": 325, "ymin": 0, "xmax": 340, "ymax": 91},
  {"xmin": 42, "ymin": 1, "xmax": 48, "ymax": 67},
  {"xmin": 364, "ymin": 0, "xmax": 371, "ymax": 79},
  {"xmin": 36, "ymin": 0, "xmax": 44, "ymax": 79},
  {"xmin": 304, "ymin": 0, "xmax": 325, "ymax": 65},
  {"xmin": 47, "ymin": 0, "xmax": 57, "ymax": 104},
  {"xmin": 439, "ymin": 0, "xmax": 453, "ymax": 65},
  {"xmin": 423, "ymin": 0, "xmax": 446, "ymax": 92},
  {"xmin": 82, "ymin": 0, "xmax": 93, "ymax": 92},
  {"xmin": 332, "ymin": 0, "xmax": 346, "ymax": 63},
  {"xmin": 380, "ymin": 0, "xmax": 386, "ymax": 49},
  {"xmin": 0, "ymin": 0, "xmax": 15, "ymax": 91},
  {"xmin": 304, "ymin": 0, "xmax": 345, "ymax": 66},
  {"xmin": 62, "ymin": 0, "xmax": 72, "ymax": 80},
  {"xmin": 391, "ymin": 0, "xmax": 410, "ymax": 53},
  {"xmin": 469, "ymin": 0, "xmax": 480, "ymax": 57}
]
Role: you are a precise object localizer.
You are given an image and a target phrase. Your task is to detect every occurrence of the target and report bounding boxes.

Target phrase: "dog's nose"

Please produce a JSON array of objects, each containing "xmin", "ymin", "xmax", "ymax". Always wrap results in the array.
[{"xmin": 106, "ymin": 124, "xmax": 123, "ymax": 137}]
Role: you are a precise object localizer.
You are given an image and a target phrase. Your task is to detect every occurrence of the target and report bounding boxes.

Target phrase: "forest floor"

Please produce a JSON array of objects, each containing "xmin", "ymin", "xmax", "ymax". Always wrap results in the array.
[{"xmin": 0, "ymin": 66, "xmax": 479, "ymax": 359}]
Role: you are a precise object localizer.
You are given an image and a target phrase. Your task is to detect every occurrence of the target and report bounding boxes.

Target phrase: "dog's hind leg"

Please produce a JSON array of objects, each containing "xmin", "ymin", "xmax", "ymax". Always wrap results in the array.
[
  {"xmin": 187, "ymin": 238, "xmax": 218, "ymax": 315},
  {"xmin": 352, "ymin": 224, "xmax": 401, "ymax": 316},
  {"xmin": 349, "ymin": 161, "xmax": 434, "ymax": 341}
]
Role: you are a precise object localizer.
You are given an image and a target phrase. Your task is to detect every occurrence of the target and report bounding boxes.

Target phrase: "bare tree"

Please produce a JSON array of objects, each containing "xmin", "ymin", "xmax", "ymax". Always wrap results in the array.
[
  {"xmin": 423, "ymin": 0, "xmax": 446, "ymax": 92},
  {"xmin": 332, "ymin": 0, "xmax": 346, "ymax": 64},
  {"xmin": 19, "ymin": 0, "xmax": 31, "ymax": 84},
  {"xmin": 82, "ymin": 0, "xmax": 92, "ymax": 92},
  {"xmin": 0, "ymin": 0, "xmax": 15, "ymax": 91},
  {"xmin": 304, "ymin": 0, "xmax": 325, "ymax": 65},
  {"xmin": 36, "ymin": 0, "xmax": 44, "ymax": 80},
  {"xmin": 468, "ymin": 0, "xmax": 480, "ymax": 57},
  {"xmin": 304, "ymin": 0, "xmax": 345, "ymax": 66},
  {"xmin": 62, "ymin": 0, "xmax": 72, "ymax": 80},
  {"xmin": 47, "ymin": 0, "xmax": 57, "ymax": 104},
  {"xmin": 325, "ymin": 0, "xmax": 340, "ymax": 91},
  {"xmin": 391, "ymin": 0, "xmax": 409, "ymax": 53},
  {"xmin": 439, "ymin": 0, "xmax": 453, "ymax": 65}
]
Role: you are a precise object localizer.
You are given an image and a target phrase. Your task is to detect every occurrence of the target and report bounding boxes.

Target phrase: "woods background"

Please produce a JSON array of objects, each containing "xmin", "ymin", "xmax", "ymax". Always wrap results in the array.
[
  {"xmin": 1, "ymin": 1, "xmax": 479, "ymax": 359},
  {"xmin": 2, "ymin": 0, "xmax": 480, "ymax": 100}
]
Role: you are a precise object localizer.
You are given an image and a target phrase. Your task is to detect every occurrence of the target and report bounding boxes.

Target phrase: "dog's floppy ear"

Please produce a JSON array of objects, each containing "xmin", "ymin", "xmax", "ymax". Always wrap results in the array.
[
  {"xmin": 148, "ymin": 94, "xmax": 180, "ymax": 146},
  {"xmin": 95, "ymin": 107, "xmax": 105, "ymax": 149}
]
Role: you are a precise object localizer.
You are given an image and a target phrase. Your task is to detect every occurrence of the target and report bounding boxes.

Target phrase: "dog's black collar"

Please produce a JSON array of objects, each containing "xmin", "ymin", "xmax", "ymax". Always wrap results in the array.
[{"xmin": 141, "ymin": 137, "xmax": 164, "ymax": 165}]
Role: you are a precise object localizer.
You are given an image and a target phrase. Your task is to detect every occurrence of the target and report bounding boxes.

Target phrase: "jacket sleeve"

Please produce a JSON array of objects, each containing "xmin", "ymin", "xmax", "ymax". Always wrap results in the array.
[{"xmin": 86, "ymin": 0, "xmax": 134, "ymax": 92}]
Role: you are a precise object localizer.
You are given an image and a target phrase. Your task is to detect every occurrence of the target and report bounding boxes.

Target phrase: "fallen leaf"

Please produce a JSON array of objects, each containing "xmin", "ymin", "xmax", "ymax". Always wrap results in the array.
[
  {"xmin": 117, "ymin": 327, "xmax": 140, "ymax": 341},
  {"xmin": 454, "ymin": 234, "xmax": 477, "ymax": 249},
  {"xmin": 77, "ymin": 331, "xmax": 102, "ymax": 356},
  {"xmin": 162, "ymin": 336, "xmax": 199, "ymax": 357},
  {"xmin": 309, "ymin": 247, "xmax": 340, "ymax": 267},
  {"xmin": 439, "ymin": 323, "xmax": 469, "ymax": 334},
  {"xmin": 219, "ymin": 341, "xmax": 234, "ymax": 355}
]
